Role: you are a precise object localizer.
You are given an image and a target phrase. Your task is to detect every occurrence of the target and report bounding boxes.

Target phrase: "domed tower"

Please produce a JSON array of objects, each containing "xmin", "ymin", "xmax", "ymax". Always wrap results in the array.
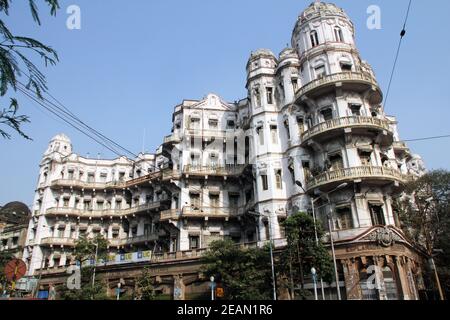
[
  {"xmin": 290, "ymin": 2, "xmax": 422, "ymax": 300},
  {"xmin": 44, "ymin": 134, "xmax": 73, "ymax": 157}
]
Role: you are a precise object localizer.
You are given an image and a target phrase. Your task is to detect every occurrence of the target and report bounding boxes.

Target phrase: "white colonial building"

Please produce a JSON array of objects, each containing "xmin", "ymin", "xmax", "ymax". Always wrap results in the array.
[{"xmin": 23, "ymin": 2, "xmax": 429, "ymax": 300}]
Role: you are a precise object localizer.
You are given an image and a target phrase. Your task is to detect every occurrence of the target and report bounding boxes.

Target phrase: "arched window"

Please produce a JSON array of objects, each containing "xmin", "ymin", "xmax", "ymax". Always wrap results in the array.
[
  {"xmin": 383, "ymin": 266, "xmax": 400, "ymax": 300},
  {"xmin": 310, "ymin": 30, "xmax": 319, "ymax": 47},
  {"xmin": 334, "ymin": 27, "xmax": 344, "ymax": 42}
]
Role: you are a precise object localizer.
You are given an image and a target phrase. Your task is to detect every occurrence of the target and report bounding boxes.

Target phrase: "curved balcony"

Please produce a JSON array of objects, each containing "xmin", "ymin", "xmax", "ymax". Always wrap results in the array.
[
  {"xmin": 50, "ymin": 179, "xmax": 127, "ymax": 190},
  {"xmin": 45, "ymin": 200, "xmax": 169, "ymax": 219},
  {"xmin": 163, "ymin": 133, "xmax": 181, "ymax": 145},
  {"xmin": 301, "ymin": 116, "xmax": 393, "ymax": 147},
  {"xmin": 182, "ymin": 207, "xmax": 240, "ymax": 220},
  {"xmin": 108, "ymin": 234, "xmax": 159, "ymax": 247},
  {"xmin": 295, "ymin": 72, "xmax": 382, "ymax": 104},
  {"xmin": 183, "ymin": 165, "xmax": 246, "ymax": 178},
  {"xmin": 160, "ymin": 209, "xmax": 180, "ymax": 222},
  {"xmin": 40, "ymin": 237, "xmax": 76, "ymax": 247},
  {"xmin": 305, "ymin": 166, "xmax": 409, "ymax": 191}
]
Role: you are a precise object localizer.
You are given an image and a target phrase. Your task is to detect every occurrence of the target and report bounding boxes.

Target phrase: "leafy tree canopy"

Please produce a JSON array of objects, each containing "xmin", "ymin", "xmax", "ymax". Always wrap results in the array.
[
  {"xmin": 201, "ymin": 239, "xmax": 273, "ymax": 300},
  {"xmin": 0, "ymin": 0, "xmax": 59, "ymax": 140},
  {"xmin": 73, "ymin": 234, "xmax": 108, "ymax": 265}
]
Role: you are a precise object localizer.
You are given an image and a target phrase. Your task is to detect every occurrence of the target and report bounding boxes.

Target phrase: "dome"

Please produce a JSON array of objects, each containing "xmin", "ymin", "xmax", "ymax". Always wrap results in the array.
[
  {"xmin": 249, "ymin": 49, "xmax": 276, "ymax": 60},
  {"xmin": 279, "ymin": 47, "xmax": 297, "ymax": 60},
  {"xmin": 297, "ymin": 2, "xmax": 349, "ymax": 24},
  {"xmin": 50, "ymin": 133, "xmax": 71, "ymax": 143},
  {"xmin": 0, "ymin": 201, "xmax": 31, "ymax": 223}
]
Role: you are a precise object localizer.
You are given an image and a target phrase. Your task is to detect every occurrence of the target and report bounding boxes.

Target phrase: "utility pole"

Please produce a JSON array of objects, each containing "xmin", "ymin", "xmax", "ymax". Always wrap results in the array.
[{"xmin": 91, "ymin": 242, "xmax": 99, "ymax": 300}]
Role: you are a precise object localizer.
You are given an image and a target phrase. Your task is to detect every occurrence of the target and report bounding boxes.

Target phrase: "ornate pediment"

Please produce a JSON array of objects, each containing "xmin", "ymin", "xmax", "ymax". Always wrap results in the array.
[
  {"xmin": 356, "ymin": 226, "xmax": 408, "ymax": 247},
  {"xmin": 190, "ymin": 94, "xmax": 234, "ymax": 111}
]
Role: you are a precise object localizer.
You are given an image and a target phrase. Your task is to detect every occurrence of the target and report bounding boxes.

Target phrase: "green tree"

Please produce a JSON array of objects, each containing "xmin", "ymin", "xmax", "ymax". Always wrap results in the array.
[
  {"xmin": 201, "ymin": 239, "xmax": 273, "ymax": 300},
  {"xmin": 0, "ymin": 0, "xmax": 59, "ymax": 139},
  {"xmin": 398, "ymin": 169, "xmax": 450, "ymax": 298},
  {"xmin": 57, "ymin": 266, "xmax": 109, "ymax": 300},
  {"xmin": 73, "ymin": 234, "xmax": 108, "ymax": 266},
  {"xmin": 135, "ymin": 267, "xmax": 157, "ymax": 300},
  {"xmin": 0, "ymin": 251, "xmax": 13, "ymax": 289},
  {"xmin": 282, "ymin": 212, "xmax": 334, "ymax": 297}
]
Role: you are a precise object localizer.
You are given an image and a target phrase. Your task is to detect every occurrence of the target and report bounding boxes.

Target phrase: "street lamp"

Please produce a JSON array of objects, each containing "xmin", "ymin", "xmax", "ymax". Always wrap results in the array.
[
  {"xmin": 311, "ymin": 267, "xmax": 318, "ymax": 301},
  {"xmin": 210, "ymin": 276, "xmax": 215, "ymax": 301},
  {"xmin": 116, "ymin": 282, "xmax": 121, "ymax": 300},
  {"xmin": 248, "ymin": 210, "xmax": 277, "ymax": 301},
  {"xmin": 91, "ymin": 242, "xmax": 99, "ymax": 300},
  {"xmin": 296, "ymin": 181, "xmax": 347, "ymax": 300}
]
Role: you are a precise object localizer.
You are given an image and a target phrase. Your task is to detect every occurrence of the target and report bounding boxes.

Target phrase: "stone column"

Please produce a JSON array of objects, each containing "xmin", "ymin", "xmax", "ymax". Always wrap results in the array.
[
  {"xmin": 173, "ymin": 275, "xmax": 186, "ymax": 300},
  {"xmin": 394, "ymin": 256, "xmax": 411, "ymax": 300},
  {"xmin": 342, "ymin": 259, "xmax": 361, "ymax": 300}
]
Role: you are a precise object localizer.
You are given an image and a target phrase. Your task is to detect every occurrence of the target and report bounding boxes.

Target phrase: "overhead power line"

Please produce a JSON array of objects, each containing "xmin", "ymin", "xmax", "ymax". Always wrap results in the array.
[
  {"xmin": 383, "ymin": 0, "xmax": 412, "ymax": 111},
  {"xmin": 404, "ymin": 135, "xmax": 450, "ymax": 142}
]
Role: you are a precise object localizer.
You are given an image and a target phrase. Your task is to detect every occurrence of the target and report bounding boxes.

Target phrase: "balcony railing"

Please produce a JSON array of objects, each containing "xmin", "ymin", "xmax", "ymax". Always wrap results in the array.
[
  {"xmin": 182, "ymin": 207, "xmax": 240, "ymax": 219},
  {"xmin": 108, "ymin": 234, "xmax": 159, "ymax": 247},
  {"xmin": 46, "ymin": 199, "xmax": 168, "ymax": 219},
  {"xmin": 183, "ymin": 165, "xmax": 246, "ymax": 177},
  {"xmin": 40, "ymin": 237, "xmax": 76, "ymax": 247},
  {"xmin": 163, "ymin": 133, "xmax": 181, "ymax": 144},
  {"xmin": 160, "ymin": 209, "xmax": 180, "ymax": 221},
  {"xmin": 185, "ymin": 129, "xmax": 235, "ymax": 139},
  {"xmin": 306, "ymin": 166, "xmax": 409, "ymax": 191},
  {"xmin": 295, "ymin": 72, "xmax": 379, "ymax": 99},
  {"xmin": 301, "ymin": 116, "xmax": 391, "ymax": 144},
  {"xmin": 51, "ymin": 179, "xmax": 127, "ymax": 190},
  {"xmin": 51, "ymin": 169, "xmax": 180, "ymax": 190}
]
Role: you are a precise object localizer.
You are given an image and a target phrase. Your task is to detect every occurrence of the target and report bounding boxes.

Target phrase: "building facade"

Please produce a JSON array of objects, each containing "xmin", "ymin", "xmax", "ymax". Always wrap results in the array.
[
  {"xmin": 0, "ymin": 202, "xmax": 31, "ymax": 260},
  {"xmin": 23, "ymin": 2, "xmax": 429, "ymax": 300}
]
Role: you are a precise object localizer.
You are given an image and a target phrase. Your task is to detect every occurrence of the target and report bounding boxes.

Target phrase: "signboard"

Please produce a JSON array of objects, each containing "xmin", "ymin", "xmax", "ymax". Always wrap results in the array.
[
  {"xmin": 4, "ymin": 259, "xmax": 27, "ymax": 282},
  {"xmin": 83, "ymin": 250, "xmax": 152, "ymax": 267},
  {"xmin": 216, "ymin": 287, "xmax": 224, "ymax": 298}
]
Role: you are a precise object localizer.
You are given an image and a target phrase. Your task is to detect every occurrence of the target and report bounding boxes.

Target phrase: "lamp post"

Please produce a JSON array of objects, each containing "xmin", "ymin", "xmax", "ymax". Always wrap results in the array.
[
  {"xmin": 116, "ymin": 282, "xmax": 121, "ymax": 300},
  {"xmin": 296, "ymin": 181, "xmax": 347, "ymax": 301},
  {"xmin": 91, "ymin": 242, "xmax": 99, "ymax": 300},
  {"xmin": 248, "ymin": 210, "xmax": 277, "ymax": 301},
  {"xmin": 311, "ymin": 267, "xmax": 318, "ymax": 301},
  {"xmin": 210, "ymin": 276, "xmax": 215, "ymax": 301}
]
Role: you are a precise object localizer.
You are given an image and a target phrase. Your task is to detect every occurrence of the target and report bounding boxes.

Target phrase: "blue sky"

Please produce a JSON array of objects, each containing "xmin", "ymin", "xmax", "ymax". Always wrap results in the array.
[{"xmin": 1, "ymin": 0, "xmax": 449, "ymax": 206}]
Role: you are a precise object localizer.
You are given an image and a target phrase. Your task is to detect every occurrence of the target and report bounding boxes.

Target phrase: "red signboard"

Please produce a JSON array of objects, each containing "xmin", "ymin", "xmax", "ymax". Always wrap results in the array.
[{"xmin": 4, "ymin": 259, "xmax": 27, "ymax": 282}]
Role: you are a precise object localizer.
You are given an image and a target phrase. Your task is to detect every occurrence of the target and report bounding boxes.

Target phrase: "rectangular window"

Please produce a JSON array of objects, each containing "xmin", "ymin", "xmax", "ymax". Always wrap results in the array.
[
  {"xmin": 270, "ymin": 125, "xmax": 278, "ymax": 144},
  {"xmin": 321, "ymin": 108, "xmax": 333, "ymax": 121},
  {"xmin": 329, "ymin": 154, "xmax": 344, "ymax": 170},
  {"xmin": 349, "ymin": 104, "xmax": 361, "ymax": 116},
  {"xmin": 275, "ymin": 170, "xmax": 282, "ymax": 190},
  {"xmin": 359, "ymin": 151, "xmax": 372, "ymax": 166},
  {"xmin": 189, "ymin": 235, "xmax": 200, "ymax": 250},
  {"xmin": 257, "ymin": 127, "xmax": 264, "ymax": 145},
  {"xmin": 369, "ymin": 204, "xmax": 386, "ymax": 226},
  {"xmin": 315, "ymin": 65, "xmax": 326, "ymax": 79},
  {"xmin": 229, "ymin": 194, "xmax": 239, "ymax": 208},
  {"xmin": 334, "ymin": 28, "xmax": 344, "ymax": 42},
  {"xmin": 63, "ymin": 198, "xmax": 70, "ymax": 207},
  {"xmin": 335, "ymin": 207, "xmax": 353, "ymax": 230},
  {"xmin": 266, "ymin": 87, "xmax": 274, "ymax": 105},
  {"xmin": 209, "ymin": 194, "xmax": 219, "ymax": 208},
  {"xmin": 297, "ymin": 117, "xmax": 304, "ymax": 134},
  {"xmin": 97, "ymin": 201, "xmax": 104, "ymax": 210},
  {"xmin": 190, "ymin": 117, "xmax": 200, "ymax": 129},
  {"xmin": 284, "ymin": 120, "xmax": 291, "ymax": 140},
  {"xmin": 292, "ymin": 78, "xmax": 298, "ymax": 92},
  {"xmin": 227, "ymin": 120, "xmax": 235, "ymax": 129},
  {"xmin": 261, "ymin": 175, "xmax": 269, "ymax": 191},
  {"xmin": 99, "ymin": 172, "xmax": 107, "ymax": 182},
  {"xmin": 209, "ymin": 119, "xmax": 218, "ymax": 129},
  {"xmin": 87, "ymin": 173, "xmax": 95, "ymax": 183},
  {"xmin": 190, "ymin": 194, "xmax": 201, "ymax": 209},
  {"xmin": 68, "ymin": 170, "xmax": 74, "ymax": 180},
  {"xmin": 84, "ymin": 201, "xmax": 92, "ymax": 211},
  {"xmin": 310, "ymin": 30, "xmax": 319, "ymax": 47}
]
